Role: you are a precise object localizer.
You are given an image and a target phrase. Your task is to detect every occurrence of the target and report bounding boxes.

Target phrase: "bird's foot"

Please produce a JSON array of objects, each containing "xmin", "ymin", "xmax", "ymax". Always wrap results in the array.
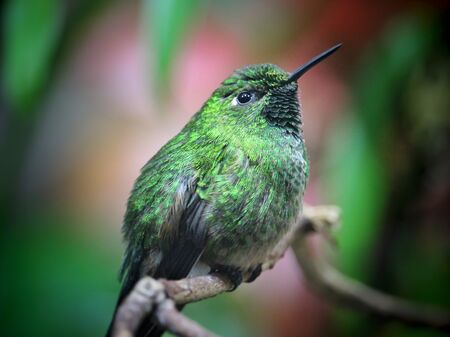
[
  {"xmin": 246, "ymin": 264, "xmax": 262, "ymax": 283},
  {"xmin": 210, "ymin": 264, "xmax": 243, "ymax": 291}
]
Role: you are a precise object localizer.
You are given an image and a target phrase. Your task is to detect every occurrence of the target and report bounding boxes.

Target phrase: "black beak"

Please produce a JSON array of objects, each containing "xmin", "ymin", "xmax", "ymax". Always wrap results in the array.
[{"xmin": 287, "ymin": 43, "xmax": 342, "ymax": 83}]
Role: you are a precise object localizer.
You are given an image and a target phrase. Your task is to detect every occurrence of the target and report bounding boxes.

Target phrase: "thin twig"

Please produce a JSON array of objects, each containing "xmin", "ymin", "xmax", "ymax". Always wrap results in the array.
[
  {"xmin": 162, "ymin": 274, "xmax": 233, "ymax": 305},
  {"xmin": 293, "ymin": 226, "xmax": 450, "ymax": 331}
]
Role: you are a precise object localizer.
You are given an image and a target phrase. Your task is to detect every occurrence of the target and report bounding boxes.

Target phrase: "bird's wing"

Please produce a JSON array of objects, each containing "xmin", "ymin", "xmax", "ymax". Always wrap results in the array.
[
  {"xmin": 106, "ymin": 175, "xmax": 209, "ymax": 337},
  {"xmin": 154, "ymin": 177, "xmax": 208, "ymax": 279},
  {"xmin": 134, "ymin": 177, "xmax": 209, "ymax": 337}
]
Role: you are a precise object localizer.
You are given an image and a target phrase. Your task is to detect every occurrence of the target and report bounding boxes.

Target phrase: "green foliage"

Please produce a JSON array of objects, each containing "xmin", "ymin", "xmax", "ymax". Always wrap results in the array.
[
  {"xmin": 323, "ymin": 14, "xmax": 437, "ymax": 280},
  {"xmin": 354, "ymin": 16, "xmax": 437, "ymax": 141},
  {"xmin": 324, "ymin": 117, "xmax": 386, "ymax": 279},
  {"xmin": 323, "ymin": 13, "xmax": 445, "ymax": 337},
  {"xmin": 3, "ymin": 0, "xmax": 64, "ymax": 114},
  {"xmin": 142, "ymin": 0, "xmax": 200, "ymax": 94},
  {"xmin": 0, "ymin": 215, "xmax": 121, "ymax": 337}
]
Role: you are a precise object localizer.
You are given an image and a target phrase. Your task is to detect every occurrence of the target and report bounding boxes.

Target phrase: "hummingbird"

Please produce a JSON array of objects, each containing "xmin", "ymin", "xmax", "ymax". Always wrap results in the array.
[{"xmin": 106, "ymin": 44, "xmax": 341, "ymax": 337}]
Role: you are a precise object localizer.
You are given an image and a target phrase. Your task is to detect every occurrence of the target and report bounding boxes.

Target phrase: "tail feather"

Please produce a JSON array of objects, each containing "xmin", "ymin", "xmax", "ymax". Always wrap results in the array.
[
  {"xmin": 105, "ymin": 272, "xmax": 139, "ymax": 337},
  {"xmin": 136, "ymin": 317, "xmax": 165, "ymax": 337}
]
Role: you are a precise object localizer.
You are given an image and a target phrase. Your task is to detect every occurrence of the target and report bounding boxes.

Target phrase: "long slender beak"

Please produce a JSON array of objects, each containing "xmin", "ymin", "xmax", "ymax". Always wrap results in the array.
[{"xmin": 287, "ymin": 43, "xmax": 342, "ymax": 83}]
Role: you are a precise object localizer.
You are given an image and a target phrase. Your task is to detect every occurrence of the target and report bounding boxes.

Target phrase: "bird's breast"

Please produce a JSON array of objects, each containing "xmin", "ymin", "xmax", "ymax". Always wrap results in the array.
[{"xmin": 200, "ymin": 140, "xmax": 307, "ymax": 268}]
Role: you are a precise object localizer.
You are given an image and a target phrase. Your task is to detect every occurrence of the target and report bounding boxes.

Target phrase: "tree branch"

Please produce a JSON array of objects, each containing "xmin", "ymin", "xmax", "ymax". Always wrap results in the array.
[
  {"xmin": 293, "ymin": 219, "xmax": 450, "ymax": 331},
  {"xmin": 112, "ymin": 205, "xmax": 450, "ymax": 337}
]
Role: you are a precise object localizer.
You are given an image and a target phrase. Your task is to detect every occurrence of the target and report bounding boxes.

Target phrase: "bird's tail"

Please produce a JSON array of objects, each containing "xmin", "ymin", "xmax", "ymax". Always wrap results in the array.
[
  {"xmin": 104, "ymin": 281, "xmax": 132, "ymax": 337},
  {"xmin": 135, "ymin": 317, "xmax": 166, "ymax": 337}
]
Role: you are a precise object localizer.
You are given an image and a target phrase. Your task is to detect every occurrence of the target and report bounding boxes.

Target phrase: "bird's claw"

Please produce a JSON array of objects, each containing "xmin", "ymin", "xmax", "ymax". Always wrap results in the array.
[{"xmin": 210, "ymin": 264, "xmax": 243, "ymax": 291}]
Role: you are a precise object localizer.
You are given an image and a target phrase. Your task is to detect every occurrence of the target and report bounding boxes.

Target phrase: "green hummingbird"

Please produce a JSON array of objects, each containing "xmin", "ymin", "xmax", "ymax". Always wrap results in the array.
[{"xmin": 106, "ymin": 44, "xmax": 341, "ymax": 337}]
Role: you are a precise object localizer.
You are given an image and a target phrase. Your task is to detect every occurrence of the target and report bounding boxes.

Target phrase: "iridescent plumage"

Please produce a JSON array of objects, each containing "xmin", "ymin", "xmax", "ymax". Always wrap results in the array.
[{"xmin": 106, "ymin": 44, "xmax": 341, "ymax": 337}]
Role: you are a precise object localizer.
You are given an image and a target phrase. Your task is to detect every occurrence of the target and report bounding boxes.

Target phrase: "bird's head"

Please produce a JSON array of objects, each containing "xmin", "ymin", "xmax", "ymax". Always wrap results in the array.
[{"xmin": 199, "ymin": 44, "xmax": 341, "ymax": 138}]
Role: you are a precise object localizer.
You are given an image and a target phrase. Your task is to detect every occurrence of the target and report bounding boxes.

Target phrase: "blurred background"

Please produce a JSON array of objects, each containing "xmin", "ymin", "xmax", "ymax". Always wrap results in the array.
[{"xmin": 1, "ymin": 0, "xmax": 449, "ymax": 336}]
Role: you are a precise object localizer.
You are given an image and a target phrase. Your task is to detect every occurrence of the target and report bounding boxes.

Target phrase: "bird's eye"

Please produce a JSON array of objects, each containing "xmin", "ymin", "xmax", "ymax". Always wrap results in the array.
[{"xmin": 237, "ymin": 91, "xmax": 253, "ymax": 104}]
